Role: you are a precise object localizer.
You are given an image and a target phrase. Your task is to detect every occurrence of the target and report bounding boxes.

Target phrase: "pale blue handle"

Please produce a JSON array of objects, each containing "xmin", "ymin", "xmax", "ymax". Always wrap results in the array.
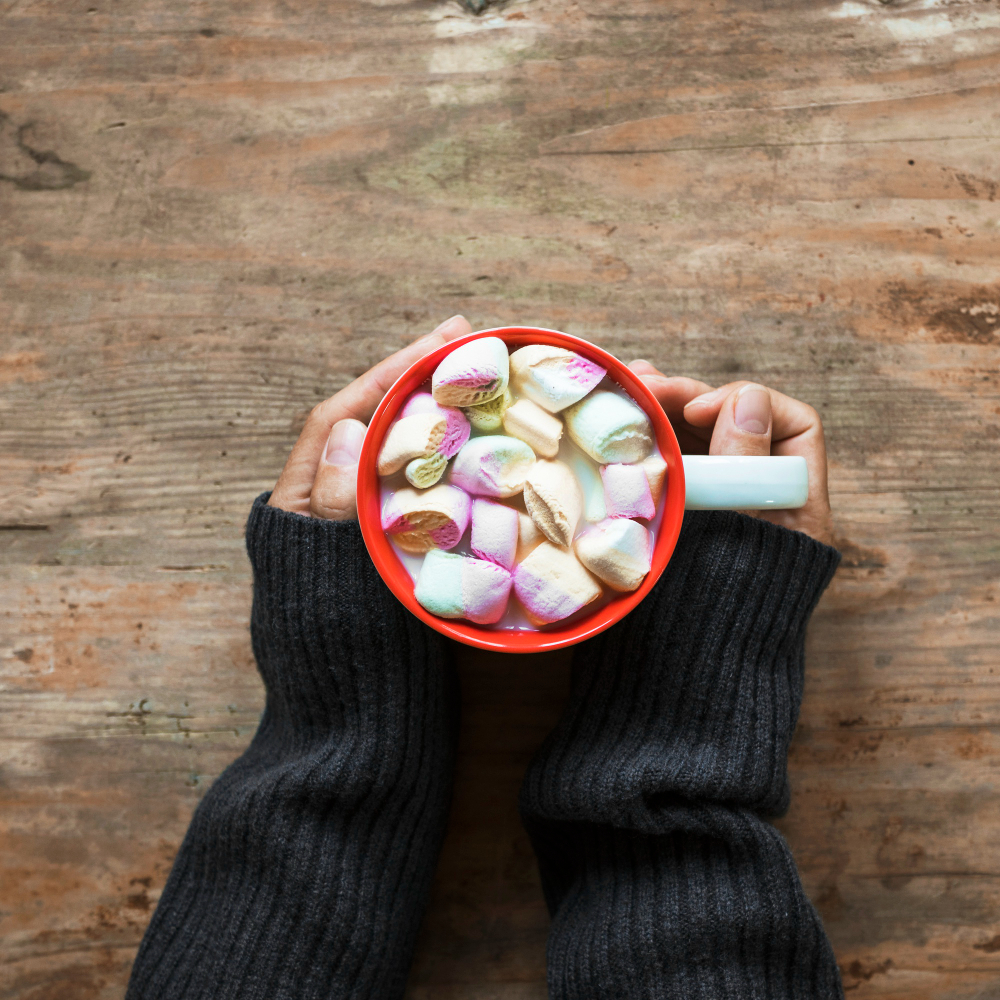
[{"xmin": 683, "ymin": 455, "xmax": 809, "ymax": 510}]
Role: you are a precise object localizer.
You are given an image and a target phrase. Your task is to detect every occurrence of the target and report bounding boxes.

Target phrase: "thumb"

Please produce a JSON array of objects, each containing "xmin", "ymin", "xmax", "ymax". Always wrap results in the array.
[
  {"xmin": 310, "ymin": 418, "xmax": 367, "ymax": 520},
  {"xmin": 709, "ymin": 383, "xmax": 772, "ymax": 456}
]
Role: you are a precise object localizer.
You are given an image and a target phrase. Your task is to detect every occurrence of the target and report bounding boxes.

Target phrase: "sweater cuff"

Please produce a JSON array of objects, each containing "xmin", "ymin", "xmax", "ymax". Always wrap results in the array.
[
  {"xmin": 533, "ymin": 512, "xmax": 841, "ymax": 826},
  {"xmin": 661, "ymin": 510, "xmax": 842, "ymax": 666},
  {"xmin": 628, "ymin": 511, "xmax": 840, "ymax": 812},
  {"xmin": 245, "ymin": 493, "xmax": 446, "ymax": 718}
]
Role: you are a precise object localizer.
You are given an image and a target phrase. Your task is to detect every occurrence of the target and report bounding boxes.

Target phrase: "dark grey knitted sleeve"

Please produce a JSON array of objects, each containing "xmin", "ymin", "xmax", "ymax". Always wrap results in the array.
[
  {"xmin": 520, "ymin": 510, "xmax": 844, "ymax": 1000},
  {"xmin": 125, "ymin": 494, "xmax": 459, "ymax": 1000}
]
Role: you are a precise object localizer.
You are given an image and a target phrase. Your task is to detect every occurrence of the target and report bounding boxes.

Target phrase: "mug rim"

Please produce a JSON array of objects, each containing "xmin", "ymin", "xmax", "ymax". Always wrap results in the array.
[{"xmin": 357, "ymin": 327, "xmax": 686, "ymax": 652}]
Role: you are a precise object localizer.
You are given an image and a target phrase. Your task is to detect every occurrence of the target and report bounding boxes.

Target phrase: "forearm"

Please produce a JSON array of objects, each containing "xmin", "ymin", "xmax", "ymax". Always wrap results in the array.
[
  {"xmin": 127, "ymin": 496, "xmax": 459, "ymax": 1000},
  {"xmin": 521, "ymin": 510, "xmax": 843, "ymax": 999}
]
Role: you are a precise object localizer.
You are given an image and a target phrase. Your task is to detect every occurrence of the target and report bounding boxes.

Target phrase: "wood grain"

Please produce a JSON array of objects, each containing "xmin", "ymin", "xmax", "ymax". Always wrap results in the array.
[{"xmin": 1, "ymin": 0, "xmax": 998, "ymax": 996}]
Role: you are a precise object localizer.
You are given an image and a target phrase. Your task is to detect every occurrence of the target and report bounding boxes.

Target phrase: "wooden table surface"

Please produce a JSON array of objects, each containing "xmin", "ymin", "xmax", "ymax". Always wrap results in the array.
[{"xmin": 2, "ymin": 1, "xmax": 998, "ymax": 997}]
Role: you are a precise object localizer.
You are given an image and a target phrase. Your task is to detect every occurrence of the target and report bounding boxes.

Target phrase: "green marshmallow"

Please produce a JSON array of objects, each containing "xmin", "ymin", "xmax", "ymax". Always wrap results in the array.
[{"xmin": 464, "ymin": 386, "xmax": 512, "ymax": 432}]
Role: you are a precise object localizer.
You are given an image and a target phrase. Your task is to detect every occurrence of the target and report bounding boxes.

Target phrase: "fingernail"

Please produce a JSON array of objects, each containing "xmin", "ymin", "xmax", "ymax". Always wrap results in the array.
[
  {"xmin": 431, "ymin": 314, "xmax": 466, "ymax": 335},
  {"xmin": 324, "ymin": 419, "xmax": 366, "ymax": 466},
  {"xmin": 734, "ymin": 385, "xmax": 771, "ymax": 434}
]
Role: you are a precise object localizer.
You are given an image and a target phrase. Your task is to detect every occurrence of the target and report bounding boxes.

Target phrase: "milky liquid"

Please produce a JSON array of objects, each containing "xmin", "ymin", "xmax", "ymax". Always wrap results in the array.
[{"xmin": 379, "ymin": 375, "xmax": 666, "ymax": 631}]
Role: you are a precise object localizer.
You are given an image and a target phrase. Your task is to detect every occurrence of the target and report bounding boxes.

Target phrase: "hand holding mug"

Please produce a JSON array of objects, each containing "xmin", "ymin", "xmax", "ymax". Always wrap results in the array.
[
  {"xmin": 269, "ymin": 327, "xmax": 833, "ymax": 550},
  {"xmin": 269, "ymin": 316, "xmax": 472, "ymax": 519},
  {"xmin": 630, "ymin": 362, "xmax": 834, "ymax": 547}
]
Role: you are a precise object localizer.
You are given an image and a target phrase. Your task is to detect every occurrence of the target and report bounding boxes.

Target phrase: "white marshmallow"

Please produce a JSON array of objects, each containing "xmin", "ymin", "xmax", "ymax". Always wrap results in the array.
[
  {"xmin": 432, "ymin": 337, "xmax": 510, "ymax": 407},
  {"xmin": 399, "ymin": 392, "xmax": 471, "ymax": 458},
  {"xmin": 414, "ymin": 549, "xmax": 512, "ymax": 624},
  {"xmin": 564, "ymin": 389, "xmax": 653, "ymax": 464},
  {"xmin": 470, "ymin": 498, "xmax": 519, "ymax": 571},
  {"xmin": 465, "ymin": 386, "xmax": 512, "ymax": 432},
  {"xmin": 523, "ymin": 460, "xmax": 584, "ymax": 548},
  {"xmin": 567, "ymin": 448, "xmax": 607, "ymax": 523},
  {"xmin": 641, "ymin": 453, "xmax": 668, "ymax": 506},
  {"xmin": 381, "ymin": 484, "xmax": 471, "ymax": 553},
  {"xmin": 516, "ymin": 511, "xmax": 544, "ymax": 563},
  {"xmin": 601, "ymin": 463, "xmax": 655, "ymax": 520},
  {"xmin": 377, "ymin": 412, "xmax": 446, "ymax": 476},
  {"xmin": 575, "ymin": 518, "xmax": 652, "ymax": 592},
  {"xmin": 502, "ymin": 398, "xmax": 564, "ymax": 459},
  {"xmin": 450, "ymin": 435, "xmax": 536, "ymax": 498},
  {"xmin": 514, "ymin": 542, "xmax": 602, "ymax": 625},
  {"xmin": 508, "ymin": 345, "xmax": 607, "ymax": 412}
]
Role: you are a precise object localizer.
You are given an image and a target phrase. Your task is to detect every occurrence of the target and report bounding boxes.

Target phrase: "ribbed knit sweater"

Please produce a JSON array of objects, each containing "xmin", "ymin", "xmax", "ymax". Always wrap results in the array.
[{"xmin": 126, "ymin": 494, "xmax": 842, "ymax": 999}]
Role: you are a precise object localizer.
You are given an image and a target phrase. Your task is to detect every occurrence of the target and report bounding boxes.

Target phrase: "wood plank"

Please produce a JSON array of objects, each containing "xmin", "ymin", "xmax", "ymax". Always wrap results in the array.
[{"xmin": 2, "ymin": 0, "xmax": 998, "ymax": 996}]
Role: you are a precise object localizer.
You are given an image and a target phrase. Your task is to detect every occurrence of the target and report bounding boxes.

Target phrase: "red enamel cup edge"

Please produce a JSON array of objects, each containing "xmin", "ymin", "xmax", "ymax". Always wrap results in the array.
[{"xmin": 356, "ymin": 327, "xmax": 686, "ymax": 653}]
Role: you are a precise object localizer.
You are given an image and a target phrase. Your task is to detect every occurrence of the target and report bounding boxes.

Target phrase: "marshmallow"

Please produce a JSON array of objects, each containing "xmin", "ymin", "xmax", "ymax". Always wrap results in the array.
[
  {"xmin": 509, "ymin": 345, "xmax": 607, "ymax": 413},
  {"xmin": 502, "ymin": 399, "xmax": 563, "ymax": 459},
  {"xmin": 514, "ymin": 543, "xmax": 602, "ymax": 625},
  {"xmin": 601, "ymin": 463, "xmax": 655, "ymax": 520},
  {"xmin": 377, "ymin": 412, "xmax": 446, "ymax": 476},
  {"xmin": 450, "ymin": 435, "xmax": 536, "ymax": 498},
  {"xmin": 567, "ymin": 448, "xmax": 607, "ymax": 523},
  {"xmin": 523, "ymin": 460, "xmax": 583, "ymax": 548},
  {"xmin": 642, "ymin": 453, "xmax": 668, "ymax": 506},
  {"xmin": 432, "ymin": 337, "xmax": 510, "ymax": 407},
  {"xmin": 381, "ymin": 485, "xmax": 471, "ymax": 553},
  {"xmin": 471, "ymin": 498, "xmax": 519, "ymax": 570},
  {"xmin": 564, "ymin": 389, "xmax": 653, "ymax": 464},
  {"xmin": 465, "ymin": 386, "xmax": 512, "ymax": 432},
  {"xmin": 405, "ymin": 452, "xmax": 448, "ymax": 489},
  {"xmin": 415, "ymin": 549, "xmax": 512, "ymax": 624},
  {"xmin": 576, "ymin": 518, "xmax": 652, "ymax": 592},
  {"xmin": 399, "ymin": 392, "xmax": 471, "ymax": 458},
  {"xmin": 517, "ymin": 512, "xmax": 544, "ymax": 563}
]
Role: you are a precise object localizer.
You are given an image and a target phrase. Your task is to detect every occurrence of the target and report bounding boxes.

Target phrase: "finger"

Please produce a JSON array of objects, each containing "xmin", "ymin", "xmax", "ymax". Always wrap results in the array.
[
  {"xmin": 708, "ymin": 383, "xmax": 773, "ymax": 457},
  {"xmin": 269, "ymin": 316, "xmax": 471, "ymax": 514},
  {"xmin": 639, "ymin": 374, "xmax": 715, "ymax": 419},
  {"xmin": 628, "ymin": 364, "xmax": 716, "ymax": 454},
  {"xmin": 316, "ymin": 315, "xmax": 472, "ymax": 432},
  {"xmin": 688, "ymin": 381, "xmax": 834, "ymax": 543},
  {"xmin": 684, "ymin": 380, "xmax": 815, "ymax": 443},
  {"xmin": 310, "ymin": 418, "xmax": 367, "ymax": 520},
  {"xmin": 762, "ymin": 408, "xmax": 833, "ymax": 544},
  {"xmin": 628, "ymin": 359, "xmax": 664, "ymax": 378}
]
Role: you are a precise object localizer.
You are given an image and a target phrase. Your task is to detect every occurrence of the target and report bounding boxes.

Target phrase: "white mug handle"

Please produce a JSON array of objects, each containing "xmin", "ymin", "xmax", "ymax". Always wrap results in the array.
[{"xmin": 683, "ymin": 455, "xmax": 808, "ymax": 510}]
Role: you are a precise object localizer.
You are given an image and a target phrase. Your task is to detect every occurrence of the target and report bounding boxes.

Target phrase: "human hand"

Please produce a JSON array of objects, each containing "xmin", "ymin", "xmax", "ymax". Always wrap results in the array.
[
  {"xmin": 629, "ymin": 361, "xmax": 834, "ymax": 547},
  {"xmin": 268, "ymin": 316, "xmax": 473, "ymax": 520}
]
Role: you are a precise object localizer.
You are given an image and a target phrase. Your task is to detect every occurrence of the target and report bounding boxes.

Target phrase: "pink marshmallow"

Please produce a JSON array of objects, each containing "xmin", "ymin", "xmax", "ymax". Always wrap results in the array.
[
  {"xmin": 381, "ymin": 485, "xmax": 471, "ymax": 553},
  {"xmin": 470, "ymin": 498, "xmax": 519, "ymax": 570},
  {"xmin": 450, "ymin": 435, "xmax": 536, "ymax": 498},
  {"xmin": 399, "ymin": 392, "xmax": 471, "ymax": 458},
  {"xmin": 377, "ymin": 412, "xmax": 445, "ymax": 476},
  {"xmin": 601, "ymin": 463, "xmax": 655, "ymax": 520},
  {"xmin": 460, "ymin": 558, "xmax": 513, "ymax": 624},
  {"xmin": 414, "ymin": 550, "xmax": 513, "ymax": 624},
  {"xmin": 509, "ymin": 345, "xmax": 607, "ymax": 412},
  {"xmin": 513, "ymin": 542, "xmax": 602, "ymax": 626},
  {"xmin": 431, "ymin": 336, "xmax": 510, "ymax": 407}
]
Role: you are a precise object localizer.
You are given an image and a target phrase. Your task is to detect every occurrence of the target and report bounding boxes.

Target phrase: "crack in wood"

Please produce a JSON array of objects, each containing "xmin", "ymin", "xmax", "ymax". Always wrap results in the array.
[{"xmin": 541, "ymin": 134, "xmax": 998, "ymax": 155}]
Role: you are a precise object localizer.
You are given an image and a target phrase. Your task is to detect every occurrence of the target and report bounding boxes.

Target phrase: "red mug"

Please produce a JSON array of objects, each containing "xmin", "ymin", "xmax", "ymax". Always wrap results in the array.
[{"xmin": 357, "ymin": 327, "xmax": 686, "ymax": 652}]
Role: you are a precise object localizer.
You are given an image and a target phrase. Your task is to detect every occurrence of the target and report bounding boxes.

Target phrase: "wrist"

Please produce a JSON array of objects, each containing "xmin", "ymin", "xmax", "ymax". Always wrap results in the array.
[{"xmin": 245, "ymin": 493, "xmax": 446, "ymax": 720}]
